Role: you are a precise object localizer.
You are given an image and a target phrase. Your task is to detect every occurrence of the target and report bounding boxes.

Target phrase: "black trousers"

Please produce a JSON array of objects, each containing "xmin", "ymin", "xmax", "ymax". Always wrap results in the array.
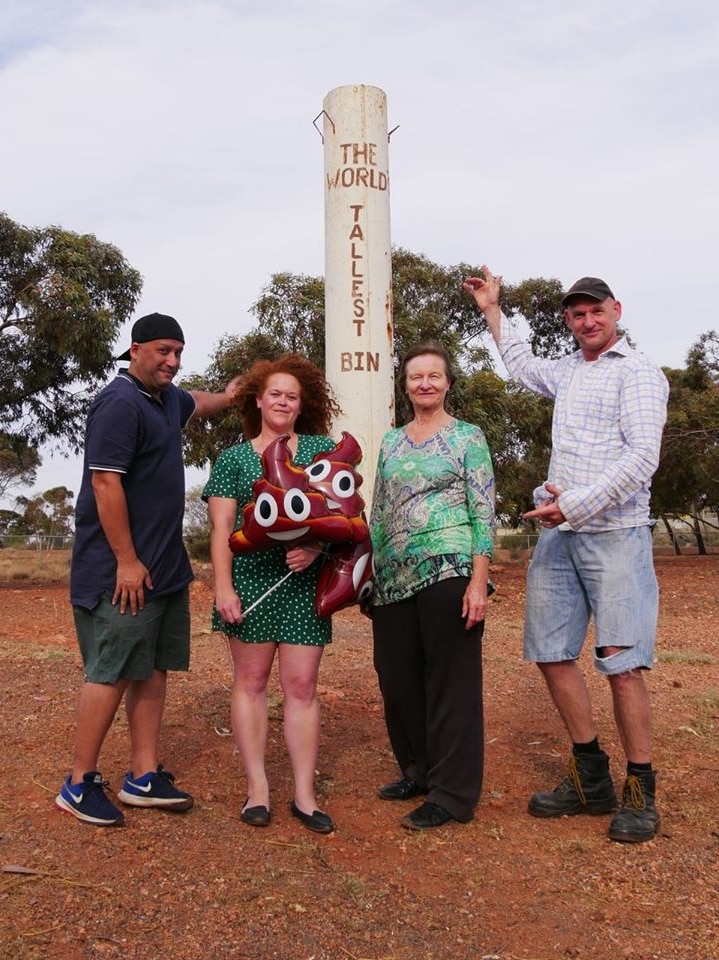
[{"xmin": 372, "ymin": 577, "xmax": 484, "ymax": 822}]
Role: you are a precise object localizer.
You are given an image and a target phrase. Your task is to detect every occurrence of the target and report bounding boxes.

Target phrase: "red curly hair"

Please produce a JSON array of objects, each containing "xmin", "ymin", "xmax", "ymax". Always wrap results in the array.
[{"xmin": 236, "ymin": 354, "xmax": 342, "ymax": 439}]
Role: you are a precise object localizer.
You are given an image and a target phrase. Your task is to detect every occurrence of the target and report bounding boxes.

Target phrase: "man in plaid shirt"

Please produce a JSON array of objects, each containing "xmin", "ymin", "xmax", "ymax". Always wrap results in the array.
[{"xmin": 464, "ymin": 267, "xmax": 669, "ymax": 844}]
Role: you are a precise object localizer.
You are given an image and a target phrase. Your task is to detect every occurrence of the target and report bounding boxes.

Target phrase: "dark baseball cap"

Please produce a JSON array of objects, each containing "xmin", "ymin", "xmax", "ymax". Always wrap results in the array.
[
  {"xmin": 116, "ymin": 312, "xmax": 185, "ymax": 362},
  {"xmin": 561, "ymin": 277, "xmax": 615, "ymax": 307}
]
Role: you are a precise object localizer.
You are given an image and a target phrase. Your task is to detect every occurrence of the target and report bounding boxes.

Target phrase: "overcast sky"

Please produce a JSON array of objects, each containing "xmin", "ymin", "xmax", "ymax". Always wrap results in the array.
[{"xmin": 1, "ymin": 0, "xmax": 718, "ymax": 500}]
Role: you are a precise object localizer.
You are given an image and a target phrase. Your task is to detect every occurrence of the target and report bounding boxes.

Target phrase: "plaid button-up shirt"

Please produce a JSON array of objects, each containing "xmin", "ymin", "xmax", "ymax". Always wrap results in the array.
[{"xmin": 498, "ymin": 315, "xmax": 669, "ymax": 532}]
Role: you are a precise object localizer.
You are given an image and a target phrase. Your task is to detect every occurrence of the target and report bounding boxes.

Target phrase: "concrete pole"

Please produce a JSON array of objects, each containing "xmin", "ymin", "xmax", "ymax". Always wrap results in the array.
[{"xmin": 319, "ymin": 84, "xmax": 394, "ymax": 509}]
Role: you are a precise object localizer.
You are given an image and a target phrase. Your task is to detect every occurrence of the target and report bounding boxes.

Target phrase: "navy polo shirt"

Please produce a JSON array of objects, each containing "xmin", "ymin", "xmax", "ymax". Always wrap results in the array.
[{"xmin": 71, "ymin": 372, "xmax": 197, "ymax": 610}]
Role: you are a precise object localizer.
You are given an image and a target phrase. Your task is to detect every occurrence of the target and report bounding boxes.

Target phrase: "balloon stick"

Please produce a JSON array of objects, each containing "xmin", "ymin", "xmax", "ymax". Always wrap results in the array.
[{"xmin": 242, "ymin": 570, "xmax": 294, "ymax": 616}]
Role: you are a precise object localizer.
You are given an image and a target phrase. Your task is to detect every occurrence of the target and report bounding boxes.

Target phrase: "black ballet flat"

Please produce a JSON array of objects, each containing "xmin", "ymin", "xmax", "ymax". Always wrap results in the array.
[
  {"xmin": 289, "ymin": 800, "xmax": 334, "ymax": 834},
  {"xmin": 240, "ymin": 802, "xmax": 271, "ymax": 827}
]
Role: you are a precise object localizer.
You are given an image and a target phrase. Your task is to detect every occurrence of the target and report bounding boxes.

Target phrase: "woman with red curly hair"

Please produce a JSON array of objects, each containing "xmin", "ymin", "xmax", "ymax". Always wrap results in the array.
[{"xmin": 203, "ymin": 355, "xmax": 342, "ymax": 835}]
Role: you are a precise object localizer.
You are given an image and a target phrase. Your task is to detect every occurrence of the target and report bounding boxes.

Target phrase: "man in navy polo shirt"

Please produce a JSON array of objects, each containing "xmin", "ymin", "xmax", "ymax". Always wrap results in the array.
[{"xmin": 56, "ymin": 313, "xmax": 241, "ymax": 827}]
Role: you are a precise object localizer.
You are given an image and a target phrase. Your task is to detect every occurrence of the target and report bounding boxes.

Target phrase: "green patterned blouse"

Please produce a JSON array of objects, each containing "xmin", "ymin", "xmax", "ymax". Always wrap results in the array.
[{"xmin": 369, "ymin": 419, "xmax": 495, "ymax": 606}]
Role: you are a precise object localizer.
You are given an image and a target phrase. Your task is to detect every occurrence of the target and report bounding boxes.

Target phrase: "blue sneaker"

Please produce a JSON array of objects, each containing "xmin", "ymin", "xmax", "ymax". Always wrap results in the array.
[
  {"xmin": 55, "ymin": 772, "xmax": 125, "ymax": 826},
  {"xmin": 117, "ymin": 765, "xmax": 194, "ymax": 811}
]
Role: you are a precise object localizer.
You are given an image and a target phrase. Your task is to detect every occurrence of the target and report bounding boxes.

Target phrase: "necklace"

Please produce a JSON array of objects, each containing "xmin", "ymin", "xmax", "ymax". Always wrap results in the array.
[{"xmin": 251, "ymin": 430, "xmax": 298, "ymax": 456}]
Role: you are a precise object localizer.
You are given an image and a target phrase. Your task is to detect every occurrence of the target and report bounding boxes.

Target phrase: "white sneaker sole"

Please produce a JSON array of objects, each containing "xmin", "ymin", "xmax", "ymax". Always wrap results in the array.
[
  {"xmin": 117, "ymin": 788, "xmax": 194, "ymax": 811},
  {"xmin": 55, "ymin": 792, "xmax": 125, "ymax": 826}
]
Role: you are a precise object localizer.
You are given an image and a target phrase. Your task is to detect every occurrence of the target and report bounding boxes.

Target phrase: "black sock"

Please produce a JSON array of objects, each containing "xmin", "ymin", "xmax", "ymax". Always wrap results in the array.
[
  {"xmin": 572, "ymin": 737, "xmax": 601, "ymax": 755},
  {"xmin": 627, "ymin": 761, "xmax": 653, "ymax": 775}
]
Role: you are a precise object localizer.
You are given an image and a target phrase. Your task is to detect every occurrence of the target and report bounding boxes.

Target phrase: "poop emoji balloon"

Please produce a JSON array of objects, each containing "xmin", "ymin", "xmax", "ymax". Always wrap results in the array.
[{"xmin": 228, "ymin": 433, "xmax": 374, "ymax": 616}]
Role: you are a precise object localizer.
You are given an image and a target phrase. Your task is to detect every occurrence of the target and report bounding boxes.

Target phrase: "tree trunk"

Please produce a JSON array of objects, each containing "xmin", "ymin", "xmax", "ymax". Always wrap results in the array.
[
  {"xmin": 661, "ymin": 515, "xmax": 682, "ymax": 555},
  {"xmin": 692, "ymin": 511, "xmax": 708, "ymax": 555}
]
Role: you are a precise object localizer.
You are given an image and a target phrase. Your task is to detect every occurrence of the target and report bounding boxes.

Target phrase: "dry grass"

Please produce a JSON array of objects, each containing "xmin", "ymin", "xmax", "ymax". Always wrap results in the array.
[
  {"xmin": 657, "ymin": 649, "xmax": 716, "ymax": 665},
  {"xmin": 693, "ymin": 688, "xmax": 719, "ymax": 736},
  {"xmin": 0, "ymin": 548, "xmax": 72, "ymax": 582}
]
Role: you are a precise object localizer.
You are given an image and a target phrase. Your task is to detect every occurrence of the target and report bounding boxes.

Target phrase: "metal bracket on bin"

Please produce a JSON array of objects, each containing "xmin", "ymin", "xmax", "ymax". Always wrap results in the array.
[
  {"xmin": 312, "ymin": 110, "xmax": 335, "ymax": 144},
  {"xmin": 312, "ymin": 112, "xmax": 399, "ymax": 144}
]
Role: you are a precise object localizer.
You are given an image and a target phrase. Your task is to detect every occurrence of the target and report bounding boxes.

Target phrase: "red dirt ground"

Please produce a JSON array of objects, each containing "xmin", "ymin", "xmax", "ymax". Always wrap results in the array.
[{"xmin": 1, "ymin": 556, "xmax": 718, "ymax": 960}]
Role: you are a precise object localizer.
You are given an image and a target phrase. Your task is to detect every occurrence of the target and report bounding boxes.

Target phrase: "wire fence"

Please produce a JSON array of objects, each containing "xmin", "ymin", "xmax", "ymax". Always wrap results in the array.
[
  {"xmin": 3, "ymin": 526, "xmax": 718, "ymax": 558},
  {"xmin": 495, "ymin": 525, "xmax": 719, "ymax": 558},
  {"xmin": 0, "ymin": 535, "xmax": 75, "ymax": 550}
]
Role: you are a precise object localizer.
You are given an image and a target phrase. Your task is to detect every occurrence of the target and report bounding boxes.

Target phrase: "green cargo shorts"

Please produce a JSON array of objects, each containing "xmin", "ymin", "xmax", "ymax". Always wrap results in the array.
[{"xmin": 73, "ymin": 588, "xmax": 191, "ymax": 683}]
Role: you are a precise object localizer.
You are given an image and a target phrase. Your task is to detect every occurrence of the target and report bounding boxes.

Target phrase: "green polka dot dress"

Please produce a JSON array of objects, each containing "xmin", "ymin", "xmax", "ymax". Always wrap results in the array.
[{"xmin": 202, "ymin": 436, "xmax": 335, "ymax": 645}]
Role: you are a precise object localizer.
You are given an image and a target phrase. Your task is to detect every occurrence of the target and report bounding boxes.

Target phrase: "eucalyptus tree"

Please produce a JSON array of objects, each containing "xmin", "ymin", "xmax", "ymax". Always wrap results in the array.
[{"xmin": 0, "ymin": 212, "xmax": 142, "ymax": 454}]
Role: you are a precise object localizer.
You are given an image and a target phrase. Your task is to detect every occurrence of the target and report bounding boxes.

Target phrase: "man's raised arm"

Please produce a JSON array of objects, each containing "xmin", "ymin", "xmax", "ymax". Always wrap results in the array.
[{"xmin": 462, "ymin": 265, "xmax": 503, "ymax": 345}]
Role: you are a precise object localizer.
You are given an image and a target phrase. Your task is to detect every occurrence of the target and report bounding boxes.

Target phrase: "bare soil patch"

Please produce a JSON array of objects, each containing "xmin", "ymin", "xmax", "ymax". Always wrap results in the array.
[{"xmin": 1, "ymin": 556, "xmax": 718, "ymax": 959}]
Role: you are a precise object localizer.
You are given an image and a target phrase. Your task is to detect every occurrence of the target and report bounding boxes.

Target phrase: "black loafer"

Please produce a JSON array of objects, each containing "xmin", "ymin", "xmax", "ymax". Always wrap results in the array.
[
  {"xmin": 289, "ymin": 800, "xmax": 334, "ymax": 834},
  {"xmin": 401, "ymin": 801, "xmax": 456, "ymax": 831},
  {"xmin": 241, "ymin": 803, "xmax": 271, "ymax": 827},
  {"xmin": 377, "ymin": 778, "xmax": 424, "ymax": 801}
]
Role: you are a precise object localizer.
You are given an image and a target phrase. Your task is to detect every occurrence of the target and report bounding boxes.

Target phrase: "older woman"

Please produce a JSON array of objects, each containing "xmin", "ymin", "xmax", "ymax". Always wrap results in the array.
[
  {"xmin": 203, "ymin": 355, "xmax": 341, "ymax": 834},
  {"xmin": 370, "ymin": 341, "xmax": 495, "ymax": 830}
]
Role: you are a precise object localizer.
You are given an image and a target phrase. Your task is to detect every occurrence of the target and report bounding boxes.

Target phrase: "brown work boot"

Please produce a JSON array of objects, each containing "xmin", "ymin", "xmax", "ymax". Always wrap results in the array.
[
  {"xmin": 608, "ymin": 771, "xmax": 661, "ymax": 843},
  {"xmin": 528, "ymin": 751, "xmax": 617, "ymax": 818}
]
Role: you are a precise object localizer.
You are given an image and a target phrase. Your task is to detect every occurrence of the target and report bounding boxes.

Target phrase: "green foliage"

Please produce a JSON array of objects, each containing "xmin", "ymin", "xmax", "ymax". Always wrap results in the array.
[
  {"xmin": 0, "ymin": 432, "xmax": 40, "ymax": 500},
  {"xmin": 502, "ymin": 275, "xmax": 573, "ymax": 359},
  {"xmin": 0, "ymin": 211, "xmax": 143, "ymax": 453},
  {"xmin": 183, "ymin": 484, "xmax": 211, "ymax": 561},
  {"xmin": 653, "ymin": 338, "xmax": 719, "ymax": 553},
  {"xmin": 390, "ymin": 249, "xmax": 494, "ymax": 422},
  {"xmin": 181, "ymin": 331, "xmax": 287, "ymax": 468},
  {"xmin": 182, "ymin": 278, "xmax": 326, "ymax": 468},
  {"xmin": 10, "ymin": 485, "xmax": 75, "ymax": 548},
  {"xmin": 184, "ymin": 251, "xmax": 563, "ymax": 522},
  {"xmin": 392, "ymin": 248, "xmax": 488, "ymax": 362},
  {"xmin": 461, "ymin": 370, "xmax": 553, "ymax": 524},
  {"xmin": 185, "ymin": 249, "xmax": 717, "ymax": 535},
  {"xmin": 250, "ymin": 272, "xmax": 325, "ymax": 367},
  {"xmin": 0, "ymin": 507, "xmax": 22, "ymax": 539},
  {"xmin": 685, "ymin": 330, "xmax": 719, "ymax": 389}
]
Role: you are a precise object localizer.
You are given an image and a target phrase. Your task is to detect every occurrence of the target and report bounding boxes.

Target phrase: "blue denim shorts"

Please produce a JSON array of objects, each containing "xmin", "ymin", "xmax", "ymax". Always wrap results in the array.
[
  {"xmin": 523, "ymin": 526, "xmax": 658, "ymax": 675},
  {"xmin": 73, "ymin": 587, "xmax": 191, "ymax": 683}
]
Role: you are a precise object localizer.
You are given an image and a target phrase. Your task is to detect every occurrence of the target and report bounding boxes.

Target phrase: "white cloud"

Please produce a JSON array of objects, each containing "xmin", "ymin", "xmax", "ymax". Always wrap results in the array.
[{"xmin": 1, "ymin": 0, "xmax": 718, "ymax": 497}]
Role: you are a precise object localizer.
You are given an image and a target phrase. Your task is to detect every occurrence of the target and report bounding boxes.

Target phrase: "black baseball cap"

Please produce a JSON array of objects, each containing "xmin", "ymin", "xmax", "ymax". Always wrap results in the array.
[
  {"xmin": 561, "ymin": 277, "xmax": 615, "ymax": 308},
  {"xmin": 116, "ymin": 313, "xmax": 185, "ymax": 362}
]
